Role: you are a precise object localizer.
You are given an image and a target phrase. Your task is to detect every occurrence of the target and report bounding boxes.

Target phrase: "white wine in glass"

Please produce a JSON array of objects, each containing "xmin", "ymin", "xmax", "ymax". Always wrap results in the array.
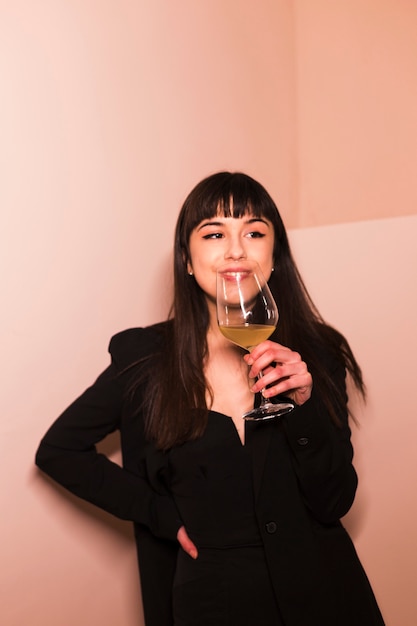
[{"xmin": 216, "ymin": 261, "xmax": 295, "ymax": 421}]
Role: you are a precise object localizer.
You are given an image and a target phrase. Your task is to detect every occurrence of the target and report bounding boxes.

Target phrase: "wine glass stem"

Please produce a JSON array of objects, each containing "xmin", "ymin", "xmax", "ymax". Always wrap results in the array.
[
  {"xmin": 256, "ymin": 370, "xmax": 269, "ymax": 407},
  {"xmin": 247, "ymin": 347, "xmax": 269, "ymax": 407}
]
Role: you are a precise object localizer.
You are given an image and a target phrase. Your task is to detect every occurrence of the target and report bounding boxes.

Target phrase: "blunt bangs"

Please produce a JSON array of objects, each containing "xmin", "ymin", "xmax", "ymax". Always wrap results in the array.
[{"xmin": 177, "ymin": 172, "xmax": 285, "ymax": 252}]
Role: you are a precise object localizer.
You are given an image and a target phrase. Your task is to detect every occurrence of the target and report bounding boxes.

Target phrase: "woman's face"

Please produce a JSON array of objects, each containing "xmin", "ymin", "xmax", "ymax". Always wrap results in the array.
[{"xmin": 187, "ymin": 214, "xmax": 275, "ymax": 306}]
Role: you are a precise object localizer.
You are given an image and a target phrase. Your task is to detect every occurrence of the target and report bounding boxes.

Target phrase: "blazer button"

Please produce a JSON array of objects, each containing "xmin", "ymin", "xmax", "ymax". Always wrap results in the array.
[
  {"xmin": 265, "ymin": 521, "xmax": 277, "ymax": 534},
  {"xmin": 297, "ymin": 437, "xmax": 309, "ymax": 446}
]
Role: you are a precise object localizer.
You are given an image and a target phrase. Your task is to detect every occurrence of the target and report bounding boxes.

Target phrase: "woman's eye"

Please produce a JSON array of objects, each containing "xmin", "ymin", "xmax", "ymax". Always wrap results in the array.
[
  {"xmin": 247, "ymin": 231, "xmax": 265, "ymax": 238},
  {"xmin": 202, "ymin": 232, "xmax": 223, "ymax": 240}
]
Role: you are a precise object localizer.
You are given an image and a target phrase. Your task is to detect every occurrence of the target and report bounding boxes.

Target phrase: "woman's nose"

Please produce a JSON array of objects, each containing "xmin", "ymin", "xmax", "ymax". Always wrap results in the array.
[{"xmin": 224, "ymin": 237, "xmax": 246, "ymax": 260}]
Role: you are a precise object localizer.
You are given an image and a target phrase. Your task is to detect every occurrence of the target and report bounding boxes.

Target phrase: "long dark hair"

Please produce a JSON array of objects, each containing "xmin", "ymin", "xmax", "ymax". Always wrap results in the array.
[{"xmin": 140, "ymin": 172, "xmax": 365, "ymax": 450}]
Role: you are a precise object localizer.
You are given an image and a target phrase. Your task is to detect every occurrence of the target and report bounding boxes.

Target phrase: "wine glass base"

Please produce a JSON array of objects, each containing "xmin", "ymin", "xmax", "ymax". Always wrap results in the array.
[{"xmin": 242, "ymin": 401, "xmax": 295, "ymax": 421}]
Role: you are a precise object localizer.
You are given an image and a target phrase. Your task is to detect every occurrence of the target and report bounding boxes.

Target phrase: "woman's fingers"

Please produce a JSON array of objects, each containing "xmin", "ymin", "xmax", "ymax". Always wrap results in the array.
[
  {"xmin": 244, "ymin": 341, "xmax": 313, "ymax": 406},
  {"xmin": 245, "ymin": 341, "xmax": 293, "ymax": 371},
  {"xmin": 177, "ymin": 525, "xmax": 198, "ymax": 559},
  {"xmin": 255, "ymin": 369, "xmax": 312, "ymax": 405}
]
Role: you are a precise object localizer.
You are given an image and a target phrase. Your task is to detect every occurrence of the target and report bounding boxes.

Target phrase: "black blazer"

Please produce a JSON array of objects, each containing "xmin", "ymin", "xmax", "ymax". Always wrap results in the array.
[{"xmin": 35, "ymin": 324, "xmax": 384, "ymax": 626}]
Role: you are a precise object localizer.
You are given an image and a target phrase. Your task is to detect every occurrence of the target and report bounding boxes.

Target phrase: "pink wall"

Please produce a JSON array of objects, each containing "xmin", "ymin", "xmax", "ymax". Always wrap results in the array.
[
  {"xmin": 1, "ymin": 2, "xmax": 416, "ymax": 625},
  {"xmin": 294, "ymin": 0, "xmax": 417, "ymax": 226}
]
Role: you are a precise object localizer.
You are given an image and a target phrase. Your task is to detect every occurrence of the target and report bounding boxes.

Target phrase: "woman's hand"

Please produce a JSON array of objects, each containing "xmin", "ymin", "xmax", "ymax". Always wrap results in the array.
[
  {"xmin": 177, "ymin": 526, "xmax": 198, "ymax": 559},
  {"xmin": 244, "ymin": 340, "xmax": 313, "ymax": 406}
]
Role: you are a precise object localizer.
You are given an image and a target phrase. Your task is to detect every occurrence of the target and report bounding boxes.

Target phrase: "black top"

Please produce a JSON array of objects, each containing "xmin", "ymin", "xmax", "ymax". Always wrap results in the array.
[{"xmin": 166, "ymin": 410, "xmax": 261, "ymax": 548}]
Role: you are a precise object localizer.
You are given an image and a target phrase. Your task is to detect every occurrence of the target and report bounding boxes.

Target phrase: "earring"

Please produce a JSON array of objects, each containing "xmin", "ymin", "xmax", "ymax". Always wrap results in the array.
[
  {"xmin": 271, "ymin": 267, "xmax": 275, "ymax": 272},
  {"xmin": 188, "ymin": 271, "xmax": 193, "ymax": 276}
]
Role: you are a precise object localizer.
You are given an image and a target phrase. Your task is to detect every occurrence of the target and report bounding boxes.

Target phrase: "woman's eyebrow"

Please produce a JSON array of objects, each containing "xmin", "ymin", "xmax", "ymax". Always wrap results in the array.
[
  {"xmin": 197, "ymin": 217, "xmax": 270, "ymax": 231},
  {"xmin": 196, "ymin": 220, "xmax": 224, "ymax": 231},
  {"xmin": 246, "ymin": 217, "xmax": 270, "ymax": 226}
]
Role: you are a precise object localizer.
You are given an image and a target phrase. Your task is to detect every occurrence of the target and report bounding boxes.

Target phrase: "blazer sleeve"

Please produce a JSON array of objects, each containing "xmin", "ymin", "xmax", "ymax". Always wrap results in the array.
[
  {"xmin": 281, "ymin": 359, "xmax": 358, "ymax": 523},
  {"xmin": 35, "ymin": 327, "xmax": 182, "ymax": 541}
]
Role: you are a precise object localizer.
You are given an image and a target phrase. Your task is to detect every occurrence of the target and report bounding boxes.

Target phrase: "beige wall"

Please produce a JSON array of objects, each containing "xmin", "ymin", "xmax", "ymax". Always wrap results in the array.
[
  {"xmin": 1, "ymin": 2, "xmax": 416, "ymax": 625},
  {"xmin": 290, "ymin": 216, "xmax": 417, "ymax": 626}
]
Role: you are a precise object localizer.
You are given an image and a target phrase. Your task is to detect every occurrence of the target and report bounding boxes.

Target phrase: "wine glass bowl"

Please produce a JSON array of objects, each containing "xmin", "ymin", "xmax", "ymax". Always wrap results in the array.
[{"xmin": 216, "ymin": 261, "xmax": 295, "ymax": 421}]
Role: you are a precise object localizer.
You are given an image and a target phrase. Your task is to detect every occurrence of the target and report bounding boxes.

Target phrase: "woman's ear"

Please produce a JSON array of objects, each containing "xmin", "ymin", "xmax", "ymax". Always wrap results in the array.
[{"xmin": 183, "ymin": 251, "xmax": 193, "ymax": 276}]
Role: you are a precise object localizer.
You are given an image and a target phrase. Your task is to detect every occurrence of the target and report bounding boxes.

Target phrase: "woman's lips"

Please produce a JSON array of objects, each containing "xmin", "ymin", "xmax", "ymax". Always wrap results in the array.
[
  {"xmin": 218, "ymin": 265, "xmax": 252, "ymax": 274},
  {"xmin": 218, "ymin": 268, "xmax": 252, "ymax": 282}
]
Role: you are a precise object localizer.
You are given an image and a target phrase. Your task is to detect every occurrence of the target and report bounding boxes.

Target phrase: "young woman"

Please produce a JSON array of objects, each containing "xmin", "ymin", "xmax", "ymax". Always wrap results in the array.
[{"xmin": 36, "ymin": 172, "xmax": 385, "ymax": 626}]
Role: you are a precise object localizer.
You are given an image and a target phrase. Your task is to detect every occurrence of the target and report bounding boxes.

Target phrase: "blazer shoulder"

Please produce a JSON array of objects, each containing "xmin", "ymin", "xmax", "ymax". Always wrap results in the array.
[{"xmin": 109, "ymin": 321, "xmax": 171, "ymax": 371}]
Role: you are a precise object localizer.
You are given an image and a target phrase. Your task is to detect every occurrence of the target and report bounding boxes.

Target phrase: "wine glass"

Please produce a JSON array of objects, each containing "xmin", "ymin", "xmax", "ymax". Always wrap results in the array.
[{"xmin": 216, "ymin": 260, "xmax": 295, "ymax": 421}]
